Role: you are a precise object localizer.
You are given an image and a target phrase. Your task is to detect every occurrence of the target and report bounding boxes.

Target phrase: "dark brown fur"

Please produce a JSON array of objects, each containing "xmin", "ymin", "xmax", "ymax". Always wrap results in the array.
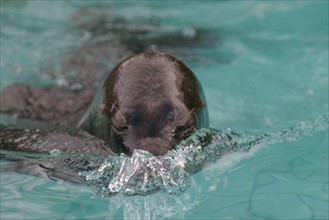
[{"xmin": 79, "ymin": 52, "xmax": 208, "ymax": 155}]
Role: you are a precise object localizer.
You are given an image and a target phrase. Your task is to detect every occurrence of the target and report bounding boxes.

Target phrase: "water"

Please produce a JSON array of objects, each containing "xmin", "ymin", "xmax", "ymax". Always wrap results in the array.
[{"xmin": 1, "ymin": 1, "xmax": 328, "ymax": 219}]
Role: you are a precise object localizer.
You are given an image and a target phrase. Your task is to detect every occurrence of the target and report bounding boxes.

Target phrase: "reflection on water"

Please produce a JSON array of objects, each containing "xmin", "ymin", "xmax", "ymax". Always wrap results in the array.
[
  {"xmin": 106, "ymin": 174, "xmax": 205, "ymax": 220},
  {"xmin": 0, "ymin": 167, "xmax": 206, "ymax": 219}
]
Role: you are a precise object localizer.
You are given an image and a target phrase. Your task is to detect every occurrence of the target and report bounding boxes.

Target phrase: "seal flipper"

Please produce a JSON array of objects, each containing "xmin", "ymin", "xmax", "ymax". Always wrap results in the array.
[
  {"xmin": 0, "ymin": 125, "xmax": 115, "ymax": 181},
  {"xmin": 0, "ymin": 125, "xmax": 115, "ymax": 156},
  {"xmin": 1, "ymin": 161, "xmax": 84, "ymax": 184}
]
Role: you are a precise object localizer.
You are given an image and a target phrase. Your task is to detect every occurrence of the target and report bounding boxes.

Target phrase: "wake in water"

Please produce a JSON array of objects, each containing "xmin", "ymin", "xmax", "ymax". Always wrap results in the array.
[
  {"xmin": 1, "ymin": 115, "xmax": 328, "ymax": 197},
  {"xmin": 76, "ymin": 114, "xmax": 329, "ymax": 196}
]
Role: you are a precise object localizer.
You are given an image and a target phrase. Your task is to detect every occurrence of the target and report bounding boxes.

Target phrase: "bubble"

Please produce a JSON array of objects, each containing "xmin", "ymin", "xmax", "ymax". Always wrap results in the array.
[
  {"xmin": 182, "ymin": 27, "xmax": 196, "ymax": 38},
  {"xmin": 49, "ymin": 149, "xmax": 62, "ymax": 156},
  {"xmin": 55, "ymin": 78, "xmax": 69, "ymax": 87},
  {"xmin": 70, "ymin": 83, "xmax": 84, "ymax": 91},
  {"xmin": 14, "ymin": 66, "xmax": 22, "ymax": 76}
]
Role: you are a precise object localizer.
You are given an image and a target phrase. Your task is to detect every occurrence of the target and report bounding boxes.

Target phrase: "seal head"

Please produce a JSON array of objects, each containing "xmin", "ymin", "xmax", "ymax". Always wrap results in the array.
[{"xmin": 79, "ymin": 52, "xmax": 208, "ymax": 155}]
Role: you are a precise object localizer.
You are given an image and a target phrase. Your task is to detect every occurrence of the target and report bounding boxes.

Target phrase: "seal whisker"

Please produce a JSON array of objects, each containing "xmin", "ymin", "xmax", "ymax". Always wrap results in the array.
[
  {"xmin": 182, "ymin": 108, "xmax": 195, "ymax": 121},
  {"xmin": 112, "ymin": 103, "xmax": 127, "ymax": 122}
]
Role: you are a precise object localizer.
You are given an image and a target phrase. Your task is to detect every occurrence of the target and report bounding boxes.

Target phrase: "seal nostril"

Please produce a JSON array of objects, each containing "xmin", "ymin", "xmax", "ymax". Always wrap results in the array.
[{"xmin": 133, "ymin": 137, "xmax": 175, "ymax": 156}]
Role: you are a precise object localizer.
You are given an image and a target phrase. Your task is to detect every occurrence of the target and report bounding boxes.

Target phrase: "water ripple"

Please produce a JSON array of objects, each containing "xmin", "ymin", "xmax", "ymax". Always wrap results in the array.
[{"xmin": 77, "ymin": 114, "xmax": 328, "ymax": 196}]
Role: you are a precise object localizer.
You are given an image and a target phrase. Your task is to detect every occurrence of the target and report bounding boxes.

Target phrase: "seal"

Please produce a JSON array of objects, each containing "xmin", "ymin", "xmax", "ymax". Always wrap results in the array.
[
  {"xmin": 0, "ymin": 51, "xmax": 208, "ymax": 182},
  {"xmin": 78, "ymin": 51, "xmax": 208, "ymax": 155}
]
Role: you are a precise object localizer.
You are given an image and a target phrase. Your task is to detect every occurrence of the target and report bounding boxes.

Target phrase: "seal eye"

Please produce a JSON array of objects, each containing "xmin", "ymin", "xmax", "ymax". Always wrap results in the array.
[
  {"xmin": 172, "ymin": 126, "xmax": 184, "ymax": 138},
  {"xmin": 111, "ymin": 124, "xmax": 129, "ymax": 135},
  {"xmin": 172, "ymin": 124, "xmax": 196, "ymax": 140}
]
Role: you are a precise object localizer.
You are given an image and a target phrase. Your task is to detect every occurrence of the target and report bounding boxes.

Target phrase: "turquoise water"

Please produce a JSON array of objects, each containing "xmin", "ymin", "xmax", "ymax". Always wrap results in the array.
[{"xmin": 1, "ymin": 1, "xmax": 328, "ymax": 219}]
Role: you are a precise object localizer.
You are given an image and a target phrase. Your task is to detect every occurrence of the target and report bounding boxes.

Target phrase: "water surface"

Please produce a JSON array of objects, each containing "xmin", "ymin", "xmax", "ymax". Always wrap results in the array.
[{"xmin": 0, "ymin": 1, "xmax": 328, "ymax": 219}]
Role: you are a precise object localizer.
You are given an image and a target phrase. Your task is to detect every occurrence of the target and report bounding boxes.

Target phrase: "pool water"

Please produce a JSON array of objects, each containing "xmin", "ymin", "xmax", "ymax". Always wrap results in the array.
[{"xmin": 0, "ymin": 1, "xmax": 328, "ymax": 219}]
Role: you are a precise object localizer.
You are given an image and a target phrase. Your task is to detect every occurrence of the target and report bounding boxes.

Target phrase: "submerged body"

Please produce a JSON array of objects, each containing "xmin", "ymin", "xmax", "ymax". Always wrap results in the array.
[
  {"xmin": 78, "ymin": 52, "xmax": 208, "ymax": 155},
  {"xmin": 0, "ymin": 51, "xmax": 208, "ymax": 182}
]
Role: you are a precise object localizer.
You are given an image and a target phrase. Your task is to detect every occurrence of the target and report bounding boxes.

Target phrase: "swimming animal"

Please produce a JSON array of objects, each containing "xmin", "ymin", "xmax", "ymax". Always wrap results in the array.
[
  {"xmin": 78, "ymin": 51, "xmax": 209, "ymax": 155},
  {"xmin": 1, "ymin": 52, "xmax": 208, "ymax": 156},
  {"xmin": 0, "ymin": 51, "xmax": 208, "ymax": 183}
]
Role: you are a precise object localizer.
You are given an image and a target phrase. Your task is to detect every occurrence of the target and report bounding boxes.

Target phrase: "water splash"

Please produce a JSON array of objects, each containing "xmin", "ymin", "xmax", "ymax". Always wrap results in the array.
[{"xmin": 79, "ymin": 115, "xmax": 328, "ymax": 197}]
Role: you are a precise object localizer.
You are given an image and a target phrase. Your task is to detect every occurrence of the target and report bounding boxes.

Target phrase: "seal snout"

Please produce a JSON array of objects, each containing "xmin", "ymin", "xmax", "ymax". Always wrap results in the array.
[{"xmin": 125, "ymin": 136, "xmax": 174, "ymax": 156}]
